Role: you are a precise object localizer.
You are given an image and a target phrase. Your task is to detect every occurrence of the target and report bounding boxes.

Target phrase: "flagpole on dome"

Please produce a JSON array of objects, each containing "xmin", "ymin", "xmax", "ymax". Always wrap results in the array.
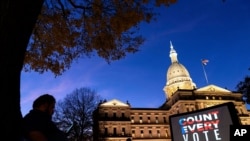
[{"xmin": 201, "ymin": 59, "xmax": 209, "ymax": 85}]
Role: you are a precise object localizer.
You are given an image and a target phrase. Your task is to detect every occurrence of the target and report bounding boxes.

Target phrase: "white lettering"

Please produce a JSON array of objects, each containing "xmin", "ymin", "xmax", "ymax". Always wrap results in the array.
[
  {"xmin": 241, "ymin": 129, "xmax": 247, "ymax": 136},
  {"xmin": 193, "ymin": 133, "xmax": 199, "ymax": 141},
  {"xmin": 214, "ymin": 129, "xmax": 221, "ymax": 140},
  {"xmin": 234, "ymin": 129, "xmax": 247, "ymax": 136},
  {"xmin": 188, "ymin": 124, "xmax": 196, "ymax": 131},
  {"xmin": 203, "ymin": 131, "xmax": 209, "ymax": 141},
  {"xmin": 182, "ymin": 134, "xmax": 188, "ymax": 141},
  {"xmin": 182, "ymin": 126, "xmax": 188, "ymax": 134}
]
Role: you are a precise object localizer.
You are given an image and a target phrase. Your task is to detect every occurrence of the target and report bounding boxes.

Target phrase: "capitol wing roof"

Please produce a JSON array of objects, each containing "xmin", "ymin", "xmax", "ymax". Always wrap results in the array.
[
  {"xmin": 195, "ymin": 84, "xmax": 231, "ymax": 93},
  {"xmin": 100, "ymin": 99, "xmax": 129, "ymax": 107}
]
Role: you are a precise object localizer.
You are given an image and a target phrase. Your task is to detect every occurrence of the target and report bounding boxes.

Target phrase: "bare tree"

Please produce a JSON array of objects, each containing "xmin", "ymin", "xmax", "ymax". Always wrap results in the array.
[{"xmin": 53, "ymin": 87, "xmax": 100, "ymax": 141}]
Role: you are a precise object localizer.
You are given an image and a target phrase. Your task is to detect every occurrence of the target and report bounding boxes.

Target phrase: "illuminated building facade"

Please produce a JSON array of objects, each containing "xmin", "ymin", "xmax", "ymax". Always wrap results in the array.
[{"xmin": 93, "ymin": 42, "xmax": 250, "ymax": 141}]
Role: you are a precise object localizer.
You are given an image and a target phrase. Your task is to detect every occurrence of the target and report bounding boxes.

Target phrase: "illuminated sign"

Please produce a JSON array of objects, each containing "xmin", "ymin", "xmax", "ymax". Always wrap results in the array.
[{"xmin": 169, "ymin": 102, "xmax": 241, "ymax": 141}]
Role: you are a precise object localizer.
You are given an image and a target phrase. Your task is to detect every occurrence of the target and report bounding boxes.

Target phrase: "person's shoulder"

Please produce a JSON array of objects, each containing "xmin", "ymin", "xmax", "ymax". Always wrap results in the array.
[
  {"xmin": 24, "ymin": 110, "xmax": 36, "ymax": 117},
  {"xmin": 23, "ymin": 110, "xmax": 46, "ymax": 122}
]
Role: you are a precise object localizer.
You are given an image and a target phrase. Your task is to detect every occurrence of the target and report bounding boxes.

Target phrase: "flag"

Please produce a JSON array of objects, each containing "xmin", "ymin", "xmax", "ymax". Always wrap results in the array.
[{"xmin": 202, "ymin": 59, "xmax": 209, "ymax": 65}]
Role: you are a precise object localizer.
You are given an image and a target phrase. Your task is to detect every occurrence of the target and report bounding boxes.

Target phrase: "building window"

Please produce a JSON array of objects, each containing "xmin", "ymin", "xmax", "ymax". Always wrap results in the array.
[
  {"xmin": 140, "ymin": 116, "xmax": 143, "ymax": 123},
  {"xmin": 122, "ymin": 113, "xmax": 125, "ymax": 118},
  {"xmin": 165, "ymin": 130, "xmax": 168, "ymax": 137},
  {"xmin": 191, "ymin": 105, "xmax": 195, "ymax": 111},
  {"xmin": 105, "ymin": 128, "xmax": 108, "ymax": 135},
  {"xmin": 140, "ymin": 130, "xmax": 144, "ymax": 137},
  {"xmin": 149, "ymin": 130, "xmax": 152, "ymax": 137},
  {"xmin": 155, "ymin": 117, "xmax": 159, "ymax": 123},
  {"xmin": 163, "ymin": 117, "xmax": 167, "ymax": 123},
  {"xmin": 113, "ymin": 113, "xmax": 116, "ymax": 118},
  {"xmin": 113, "ymin": 128, "xmax": 117, "ymax": 135},
  {"xmin": 148, "ymin": 117, "xmax": 151, "ymax": 123},
  {"xmin": 157, "ymin": 130, "xmax": 160, "ymax": 137},
  {"xmin": 105, "ymin": 113, "xmax": 108, "ymax": 117},
  {"xmin": 131, "ymin": 116, "xmax": 134, "ymax": 123},
  {"xmin": 132, "ymin": 130, "xmax": 135, "ymax": 137},
  {"xmin": 122, "ymin": 128, "xmax": 125, "ymax": 135}
]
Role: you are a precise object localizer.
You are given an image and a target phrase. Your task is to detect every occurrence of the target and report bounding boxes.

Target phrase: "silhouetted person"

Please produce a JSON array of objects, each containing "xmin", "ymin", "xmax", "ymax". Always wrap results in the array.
[{"xmin": 23, "ymin": 94, "xmax": 67, "ymax": 141}]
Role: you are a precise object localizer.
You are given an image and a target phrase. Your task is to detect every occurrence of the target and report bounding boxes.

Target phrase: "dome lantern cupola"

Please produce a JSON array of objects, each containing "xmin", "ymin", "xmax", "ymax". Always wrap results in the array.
[
  {"xmin": 169, "ymin": 41, "xmax": 178, "ymax": 63},
  {"xmin": 163, "ymin": 41, "xmax": 196, "ymax": 100}
]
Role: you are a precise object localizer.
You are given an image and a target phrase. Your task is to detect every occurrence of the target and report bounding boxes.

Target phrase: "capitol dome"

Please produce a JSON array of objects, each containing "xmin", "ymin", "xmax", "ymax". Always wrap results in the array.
[
  {"xmin": 163, "ymin": 41, "xmax": 196, "ymax": 99},
  {"xmin": 167, "ymin": 62, "xmax": 191, "ymax": 83}
]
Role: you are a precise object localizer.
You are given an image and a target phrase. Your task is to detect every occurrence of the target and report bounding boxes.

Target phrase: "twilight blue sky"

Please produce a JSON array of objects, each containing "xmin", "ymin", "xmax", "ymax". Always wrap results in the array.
[{"xmin": 21, "ymin": 0, "xmax": 250, "ymax": 115}]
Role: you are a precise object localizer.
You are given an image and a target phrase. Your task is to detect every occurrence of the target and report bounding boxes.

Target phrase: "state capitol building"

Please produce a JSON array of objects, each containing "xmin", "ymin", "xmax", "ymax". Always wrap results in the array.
[{"xmin": 93, "ymin": 42, "xmax": 250, "ymax": 141}]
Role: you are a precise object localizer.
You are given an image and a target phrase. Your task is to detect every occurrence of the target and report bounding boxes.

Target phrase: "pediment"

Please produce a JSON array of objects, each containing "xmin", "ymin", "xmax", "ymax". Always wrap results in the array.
[
  {"xmin": 100, "ymin": 99, "xmax": 129, "ymax": 107},
  {"xmin": 195, "ymin": 84, "xmax": 231, "ymax": 93}
]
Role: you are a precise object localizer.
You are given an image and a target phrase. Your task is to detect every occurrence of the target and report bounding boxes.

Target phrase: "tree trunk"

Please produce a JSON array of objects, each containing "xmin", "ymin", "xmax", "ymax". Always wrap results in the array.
[{"xmin": 0, "ymin": 0, "xmax": 44, "ymax": 140}]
